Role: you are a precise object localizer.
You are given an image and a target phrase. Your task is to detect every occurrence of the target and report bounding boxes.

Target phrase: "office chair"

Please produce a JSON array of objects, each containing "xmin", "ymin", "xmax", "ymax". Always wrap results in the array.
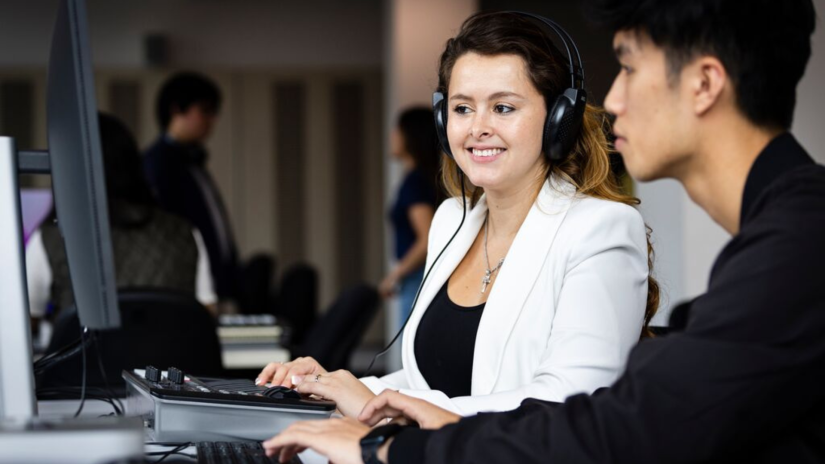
[
  {"xmin": 38, "ymin": 288, "xmax": 224, "ymax": 389},
  {"xmin": 295, "ymin": 284, "xmax": 380, "ymax": 372},
  {"xmin": 237, "ymin": 254, "xmax": 276, "ymax": 314},
  {"xmin": 275, "ymin": 263, "xmax": 318, "ymax": 348}
]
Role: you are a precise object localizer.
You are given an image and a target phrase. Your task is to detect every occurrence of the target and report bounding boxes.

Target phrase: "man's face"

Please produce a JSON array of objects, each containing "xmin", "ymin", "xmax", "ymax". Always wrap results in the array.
[
  {"xmin": 604, "ymin": 31, "xmax": 694, "ymax": 182},
  {"xmin": 175, "ymin": 103, "xmax": 217, "ymax": 143}
]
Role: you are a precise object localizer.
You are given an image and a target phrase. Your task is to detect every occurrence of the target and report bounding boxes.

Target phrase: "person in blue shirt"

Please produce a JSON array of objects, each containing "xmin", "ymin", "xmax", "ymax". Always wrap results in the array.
[{"xmin": 380, "ymin": 108, "xmax": 442, "ymax": 326}]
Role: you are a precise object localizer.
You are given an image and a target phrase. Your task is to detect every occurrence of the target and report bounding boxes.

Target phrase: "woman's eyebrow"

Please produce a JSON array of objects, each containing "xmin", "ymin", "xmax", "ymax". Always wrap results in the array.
[{"xmin": 449, "ymin": 91, "xmax": 524, "ymax": 102}]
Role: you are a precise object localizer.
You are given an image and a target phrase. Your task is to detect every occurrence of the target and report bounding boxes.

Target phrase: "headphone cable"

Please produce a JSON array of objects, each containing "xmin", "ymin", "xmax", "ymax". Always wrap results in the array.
[{"xmin": 365, "ymin": 167, "xmax": 468, "ymax": 376}]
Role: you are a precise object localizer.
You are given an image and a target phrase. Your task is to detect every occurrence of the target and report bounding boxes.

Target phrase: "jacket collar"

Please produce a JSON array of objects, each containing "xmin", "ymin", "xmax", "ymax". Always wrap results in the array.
[
  {"xmin": 402, "ymin": 177, "xmax": 576, "ymax": 393},
  {"xmin": 741, "ymin": 133, "xmax": 813, "ymax": 227}
]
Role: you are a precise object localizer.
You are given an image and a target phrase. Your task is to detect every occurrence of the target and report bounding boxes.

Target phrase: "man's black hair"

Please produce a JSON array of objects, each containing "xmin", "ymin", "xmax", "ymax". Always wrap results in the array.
[
  {"xmin": 155, "ymin": 71, "xmax": 222, "ymax": 131},
  {"xmin": 587, "ymin": 0, "xmax": 817, "ymax": 130}
]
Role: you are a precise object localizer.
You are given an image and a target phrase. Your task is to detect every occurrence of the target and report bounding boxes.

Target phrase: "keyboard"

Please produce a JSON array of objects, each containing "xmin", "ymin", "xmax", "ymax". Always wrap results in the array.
[
  {"xmin": 124, "ymin": 368, "xmax": 336, "ymax": 442},
  {"xmin": 196, "ymin": 441, "xmax": 303, "ymax": 464},
  {"xmin": 124, "ymin": 368, "xmax": 335, "ymax": 412}
]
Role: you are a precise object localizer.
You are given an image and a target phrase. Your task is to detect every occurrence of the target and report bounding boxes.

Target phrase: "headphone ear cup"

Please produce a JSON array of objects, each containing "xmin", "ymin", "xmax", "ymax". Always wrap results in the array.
[
  {"xmin": 544, "ymin": 88, "xmax": 587, "ymax": 161},
  {"xmin": 432, "ymin": 91, "xmax": 453, "ymax": 159}
]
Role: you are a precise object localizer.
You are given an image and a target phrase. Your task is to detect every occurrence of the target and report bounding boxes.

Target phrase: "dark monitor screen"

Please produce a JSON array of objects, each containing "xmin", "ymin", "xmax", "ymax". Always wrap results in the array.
[{"xmin": 47, "ymin": 0, "xmax": 119, "ymax": 329}]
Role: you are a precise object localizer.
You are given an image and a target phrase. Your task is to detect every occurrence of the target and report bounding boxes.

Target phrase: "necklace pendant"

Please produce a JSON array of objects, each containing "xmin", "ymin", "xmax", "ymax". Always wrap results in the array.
[{"xmin": 481, "ymin": 274, "xmax": 491, "ymax": 294}]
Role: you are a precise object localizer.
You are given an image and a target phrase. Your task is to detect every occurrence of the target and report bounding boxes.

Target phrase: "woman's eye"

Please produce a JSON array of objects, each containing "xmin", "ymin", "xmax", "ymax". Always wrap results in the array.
[
  {"xmin": 494, "ymin": 104, "xmax": 514, "ymax": 114},
  {"xmin": 453, "ymin": 105, "xmax": 472, "ymax": 115},
  {"xmin": 621, "ymin": 65, "xmax": 634, "ymax": 74}
]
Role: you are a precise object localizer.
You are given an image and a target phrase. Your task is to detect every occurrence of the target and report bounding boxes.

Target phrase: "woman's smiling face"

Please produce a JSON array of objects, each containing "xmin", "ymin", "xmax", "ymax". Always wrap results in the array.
[{"xmin": 447, "ymin": 52, "xmax": 548, "ymax": 196}]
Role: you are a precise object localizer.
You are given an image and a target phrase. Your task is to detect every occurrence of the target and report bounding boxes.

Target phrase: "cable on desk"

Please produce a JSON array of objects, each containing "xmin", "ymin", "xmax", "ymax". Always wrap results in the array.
[
  {"xmin": 73, "ymin": 327, "xmax": 89, "ymax": 417},
  {"xmin": 146, "ymin": 443, "xmax": 193, "ymax": 463},
  {"xmin": 33, "ymin": 327, "xmax": 94, "ymax": 375},
  {"xmin": 36, "ymin": 386, "xmax": 124, "ymax": 415},
  {"xmin": 91, "ymin": 331, "xmax": 124, "ymax": 414}
]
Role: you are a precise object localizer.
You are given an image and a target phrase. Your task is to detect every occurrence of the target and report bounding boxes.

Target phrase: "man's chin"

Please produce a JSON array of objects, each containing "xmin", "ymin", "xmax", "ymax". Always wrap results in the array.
[{"xmin": 623, "ymin": 163, "xmax": 662, "ymax": 183}]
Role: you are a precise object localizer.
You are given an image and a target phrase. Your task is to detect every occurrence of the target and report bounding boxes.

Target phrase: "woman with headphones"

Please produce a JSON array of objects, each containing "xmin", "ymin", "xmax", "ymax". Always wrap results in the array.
[{"xmin": 257, "ymin": 11, "xmax": 658, "ymax": 421}]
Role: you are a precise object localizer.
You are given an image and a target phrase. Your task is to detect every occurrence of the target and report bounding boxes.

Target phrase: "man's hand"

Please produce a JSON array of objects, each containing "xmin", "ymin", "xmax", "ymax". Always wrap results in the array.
[
  {"xmin": 358, "ymin": 390, "xmax": 461, "ymax": 429},
  {"xmin": 263, "ymin": 417, "xmax": 369, "ymax": 464}
]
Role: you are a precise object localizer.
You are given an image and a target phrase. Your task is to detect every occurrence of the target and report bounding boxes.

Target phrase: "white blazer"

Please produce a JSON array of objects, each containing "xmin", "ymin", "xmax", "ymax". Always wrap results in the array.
[{"xmin": 361, "ymin": 177, "xmax": 649, "ymax": 415}]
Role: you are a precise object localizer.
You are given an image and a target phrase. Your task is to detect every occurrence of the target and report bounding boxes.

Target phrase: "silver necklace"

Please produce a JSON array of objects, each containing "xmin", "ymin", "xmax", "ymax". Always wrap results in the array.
[{"xmin": 481, "ymin": 214, "xmax": 505, "ymax": 294}]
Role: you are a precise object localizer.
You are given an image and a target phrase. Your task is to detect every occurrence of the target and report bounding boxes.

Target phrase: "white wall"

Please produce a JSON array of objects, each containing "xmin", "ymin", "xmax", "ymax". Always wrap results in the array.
[
  {"xmin": 0, "ymin": 0, "xmax": 382, "ymax": 68},
  {"xmin": 794, "ymin": 0, "xmax": 825, "ymax": 164}
]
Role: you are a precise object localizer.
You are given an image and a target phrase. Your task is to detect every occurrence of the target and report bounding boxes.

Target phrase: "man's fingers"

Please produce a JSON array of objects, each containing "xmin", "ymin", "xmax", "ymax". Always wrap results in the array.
[
  {"xmin": 359, "ymin": 390, "xmax": 403, "ymax": 421},
  {"xmin": 277, "ymin": 444, "xmax": 305, "ymax": 463},
  {"xmin": 363, "ymin": 407, "xmax": 404, "ymax": 427}
]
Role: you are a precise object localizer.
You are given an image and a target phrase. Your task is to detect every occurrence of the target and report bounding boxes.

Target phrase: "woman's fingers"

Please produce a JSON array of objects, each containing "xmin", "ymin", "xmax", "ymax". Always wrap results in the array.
[{"xmin": 255, "ymin": 362, "xmax": 282, "ymax": 385}]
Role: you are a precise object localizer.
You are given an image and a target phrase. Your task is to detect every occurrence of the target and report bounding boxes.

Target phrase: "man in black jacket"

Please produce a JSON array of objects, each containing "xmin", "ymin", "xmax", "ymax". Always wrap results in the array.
[
  {"xmin": 143, "ymin": 72, "xmax": 239, "ymax": 302},
  {"xmin": 263, "ymin": 1, "xmax": 824, "ymax": 463}
]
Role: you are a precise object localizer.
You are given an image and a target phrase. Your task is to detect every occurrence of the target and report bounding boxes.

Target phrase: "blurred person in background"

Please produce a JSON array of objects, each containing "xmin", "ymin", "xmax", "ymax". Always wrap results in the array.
[
  {"xmin": 27, "ymin": 113, "xmax": 216, "ymax": 326},
  {"xmin": 380, "ymin": 107, "xmax": 442, "ymax": 327},
  {"xmin": 144, "ymin": 71, "xmax": 274, "ymax": 314}
]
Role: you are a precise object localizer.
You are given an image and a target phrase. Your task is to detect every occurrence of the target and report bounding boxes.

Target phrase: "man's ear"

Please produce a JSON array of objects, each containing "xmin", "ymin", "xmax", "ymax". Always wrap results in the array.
[{"xmin": 689, "ymin": 56, "xmax": 728, "ymax": 116}]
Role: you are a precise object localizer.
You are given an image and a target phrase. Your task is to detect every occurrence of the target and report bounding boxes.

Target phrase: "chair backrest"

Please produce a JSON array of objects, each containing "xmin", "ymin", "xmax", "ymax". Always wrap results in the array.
[
  {"xmin": 39, "ymin": 288, "xmax": 224, "ymax": 389},
  {"xmin": 296, "ymin": 284, "xmax": 379, "ymax": 372},
  {"xmin": 236, "ymin": 253, "xmax": 276, "ymax": 314},
  {"xmin": 276, "ymin": 263, "xmax": 318, "ymax": 347}
]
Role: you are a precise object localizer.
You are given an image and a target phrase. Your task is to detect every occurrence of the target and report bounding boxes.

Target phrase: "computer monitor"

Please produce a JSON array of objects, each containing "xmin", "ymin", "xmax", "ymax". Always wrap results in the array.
[
  {"xmin": 0, "ymin": 0, "xmax": 119, "ymax": 420},
  {"xmin": 46, "ymin": 0, "xmax": 119, "ymax": 330}
]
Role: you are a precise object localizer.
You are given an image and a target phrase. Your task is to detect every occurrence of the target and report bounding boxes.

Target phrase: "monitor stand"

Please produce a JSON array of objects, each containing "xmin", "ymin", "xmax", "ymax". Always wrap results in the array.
[{"xmin": 0, "ymin": 136, "xmax": 37, "ymax": 420}]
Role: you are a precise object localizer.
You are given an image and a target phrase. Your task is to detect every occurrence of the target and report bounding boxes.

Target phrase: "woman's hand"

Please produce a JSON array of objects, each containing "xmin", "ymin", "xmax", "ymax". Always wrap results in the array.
[
  {"xmin": 263, "ymin": 417, "xmax": 369, "ymax": 464},
  {"xmin": 378, "ymin": 270, "xmax": 400, "ymax": 298},
  {"xmin": 255, "ymin": 357, "xmax": 327, "ymax": 388},
  {"xmin": 294, "ymin": 370, "xmax": 377, "ymax": 418},
  {"xmin": 358, "ymin": 390, "xmax": 461, "ymax": 429}
]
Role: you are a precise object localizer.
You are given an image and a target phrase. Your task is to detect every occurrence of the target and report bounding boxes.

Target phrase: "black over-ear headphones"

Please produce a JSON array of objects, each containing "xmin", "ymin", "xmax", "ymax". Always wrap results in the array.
[{"xmin": 433, "ymin": 11, "xmax": 587, "ymax": 162}]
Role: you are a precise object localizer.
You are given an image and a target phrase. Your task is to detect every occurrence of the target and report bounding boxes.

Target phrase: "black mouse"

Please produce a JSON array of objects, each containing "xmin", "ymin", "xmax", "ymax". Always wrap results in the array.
[{"xmin": 262, "ymin": 385, "xmax": 301, "ymax": 400}]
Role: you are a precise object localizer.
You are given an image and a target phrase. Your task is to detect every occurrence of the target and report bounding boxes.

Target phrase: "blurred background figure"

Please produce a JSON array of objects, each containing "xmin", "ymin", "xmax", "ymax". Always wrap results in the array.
[
  {"xmin": 26, "ymin": 112, "xmax": 216, "ymax": 326},
  {"xmin": 142, "ymin": 72, "xmax": 236, "ymax": 302},
  {"xmin": 380, "ymin": 107, "xmax": 442, "ymax": 328},
  {"xmin": 143, "ymin": 71, "xmax": 275, "ymax": 315}
]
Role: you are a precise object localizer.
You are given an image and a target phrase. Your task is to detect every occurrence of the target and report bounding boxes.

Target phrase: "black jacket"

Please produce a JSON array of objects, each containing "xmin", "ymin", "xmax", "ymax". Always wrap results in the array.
[
  {"xmin": 390, "ymin": 133, "xmax": 825, "ymax": 464},
  {"xmin": 143, "ymin": 136, "xmax": 239, "ymax": 300}
]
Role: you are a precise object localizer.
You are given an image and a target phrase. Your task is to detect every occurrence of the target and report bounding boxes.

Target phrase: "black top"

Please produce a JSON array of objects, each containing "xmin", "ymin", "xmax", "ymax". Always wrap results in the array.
[
  {"xmin": 413, "ymin": 281, "xmax": 485, "ymax": 398},
  {"xmin": 389, "ymin": 169, "xmax": 437, "ymax": 260},
  {"xmin": 143, "ymin": 136, "xmax": 239, "ymax": 300},
  {"xmin": 390, "ymin": 133, "xmax": 825, "ymax": 464}
]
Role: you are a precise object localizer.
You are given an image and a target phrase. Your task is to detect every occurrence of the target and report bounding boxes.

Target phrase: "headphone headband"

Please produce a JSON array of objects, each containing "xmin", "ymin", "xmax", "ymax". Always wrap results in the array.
[{"xmin": 510, "ymin": 11, "xmax": 585, "ymax": 88}]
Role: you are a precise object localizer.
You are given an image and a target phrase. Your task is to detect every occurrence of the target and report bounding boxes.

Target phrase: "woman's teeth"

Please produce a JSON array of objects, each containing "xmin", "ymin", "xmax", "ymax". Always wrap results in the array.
[{"xmin": 472, "ymin": 148, "xmax": 504, "ymax": 157}]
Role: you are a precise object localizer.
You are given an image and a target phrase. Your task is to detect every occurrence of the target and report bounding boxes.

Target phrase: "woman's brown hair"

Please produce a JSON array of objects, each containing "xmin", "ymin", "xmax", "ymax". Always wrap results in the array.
[{"xmin": 437, "ymin": 11, "xmax": 659, "ymax": 338}]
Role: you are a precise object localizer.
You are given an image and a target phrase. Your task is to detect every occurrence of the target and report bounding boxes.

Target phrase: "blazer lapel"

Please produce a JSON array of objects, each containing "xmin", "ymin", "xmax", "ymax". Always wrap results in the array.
[
  {"xmin": 471, "ymin": 179, "xmax": 575, "ymax": 395},
  {"xmin": 402, "ymin": 196, "xmax": 489, "ymax": 390}
]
